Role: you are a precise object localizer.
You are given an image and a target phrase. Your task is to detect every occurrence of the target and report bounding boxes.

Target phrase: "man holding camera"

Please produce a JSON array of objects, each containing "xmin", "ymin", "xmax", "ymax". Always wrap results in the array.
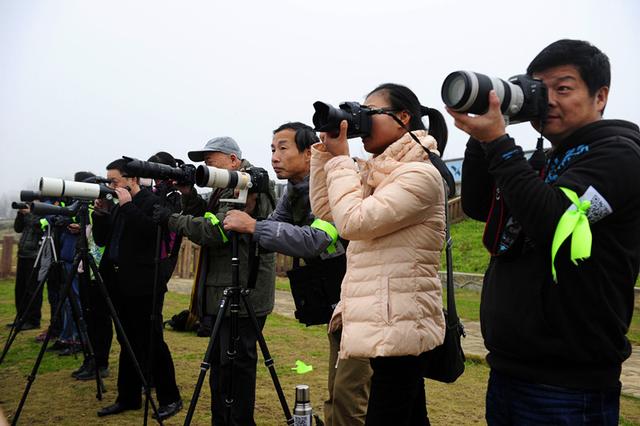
[
  {"xmin": 223, "ymin": 122, "xmax": 372, "ymax": 426},
  {"xmin": 155, "ymin": 137, "xmax": 276, "ymax": 426},
  {"xmin": 93, "ymin": 159, "xmax": 182, "ymax": 420},
  {"xmin": 449, "ymin": 39, "xmax": 640, "ymax": 424}
]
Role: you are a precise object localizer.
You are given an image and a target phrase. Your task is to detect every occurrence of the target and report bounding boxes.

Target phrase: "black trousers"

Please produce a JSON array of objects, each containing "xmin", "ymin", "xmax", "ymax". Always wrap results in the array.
[
  {"xmin": 78, "ymin": 274, "xmax": 113, "ymax": 368},
  {"xmin": 208, "ymin": 314, "xmax": 266, "ymax": 426},
  {"xmin": 15, "ymin": 256, "xmax": 42, "ymax": 325},
  {"xmin": 365, "ymin": 355, "xmax": 430, "ymax": 426},
  {"xmin": 113, "ymin": 291, "xmax": 180, "ymax": 407}
]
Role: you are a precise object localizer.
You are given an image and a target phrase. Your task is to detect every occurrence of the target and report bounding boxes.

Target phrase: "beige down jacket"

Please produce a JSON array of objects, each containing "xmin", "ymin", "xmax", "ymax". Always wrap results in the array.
[{"xmin": 310, "ymin": 130, "xmax": 446, "ymax": 359}]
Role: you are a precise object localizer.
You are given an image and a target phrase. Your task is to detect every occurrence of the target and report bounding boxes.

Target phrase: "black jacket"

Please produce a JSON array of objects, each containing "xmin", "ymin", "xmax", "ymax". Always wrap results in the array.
[
  {"xmin": 93, "ymin": 188, "xmax": 168, "ymax": 296},
  {"xmin": 462, "ymin": 119, "xmax": 640, "ymax": 390},
  {"xmin": 14, "ymin": 212, "xmax": 43, "ymax": 258}
]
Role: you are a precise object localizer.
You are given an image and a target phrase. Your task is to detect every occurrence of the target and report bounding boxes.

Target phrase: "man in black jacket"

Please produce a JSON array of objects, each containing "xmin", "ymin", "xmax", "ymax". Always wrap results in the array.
[
  {"xmin": 12, "ymin": 206, "xmax": 44, "ymax": 330},
  {"xmin": 448, "ymin": 39, "xmax": 640, "ymax": 424},
  {"xmin": 93, "ymin": 159, "xmax": 182, "ymax": 420}
]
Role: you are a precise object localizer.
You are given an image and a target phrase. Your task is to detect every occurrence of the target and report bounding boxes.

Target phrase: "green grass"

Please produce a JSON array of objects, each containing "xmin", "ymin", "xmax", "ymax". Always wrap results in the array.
[
  {"xmin": 2, "ymin": 279, "xmax": 640, "ymax": 425},
  {"xmin": 443, "ymin": 218, "xmax": 490, "ymax": 274}
]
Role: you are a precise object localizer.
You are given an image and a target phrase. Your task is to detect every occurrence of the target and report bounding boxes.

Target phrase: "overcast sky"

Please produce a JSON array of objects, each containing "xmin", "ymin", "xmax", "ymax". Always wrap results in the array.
[{"xmin": 1, "ymin": 0, "xmax": 638, "ymax": 203}]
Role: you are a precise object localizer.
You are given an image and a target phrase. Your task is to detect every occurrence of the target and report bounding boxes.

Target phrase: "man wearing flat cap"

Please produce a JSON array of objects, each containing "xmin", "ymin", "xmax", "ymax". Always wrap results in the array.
[{"xmin": 154, "ymin": 136, "xmax": 276, "ymax": 426}]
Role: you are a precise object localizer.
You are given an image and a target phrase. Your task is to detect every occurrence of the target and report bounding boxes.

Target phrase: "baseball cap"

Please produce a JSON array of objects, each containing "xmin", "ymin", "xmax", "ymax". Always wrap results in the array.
[{"xmin": 188, "ymin": 136, "xmax": 242, "ymax": 162}]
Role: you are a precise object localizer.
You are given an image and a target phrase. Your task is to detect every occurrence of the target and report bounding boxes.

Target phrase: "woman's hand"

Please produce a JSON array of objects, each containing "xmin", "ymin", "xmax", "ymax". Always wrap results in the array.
[{"xmin": 320, "ymin": 120, "xmax": 350, "ymax": 157}]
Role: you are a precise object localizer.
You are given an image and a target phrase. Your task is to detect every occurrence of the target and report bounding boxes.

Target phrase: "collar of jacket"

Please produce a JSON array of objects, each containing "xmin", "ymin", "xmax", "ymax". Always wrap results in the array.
[
  {"xmin": 361, "ymin": 130, "xmax": 438, "ymax": 188},
  {"xmin": 548, "ymin": 119, "xmax": 640, "ymax": 159}
]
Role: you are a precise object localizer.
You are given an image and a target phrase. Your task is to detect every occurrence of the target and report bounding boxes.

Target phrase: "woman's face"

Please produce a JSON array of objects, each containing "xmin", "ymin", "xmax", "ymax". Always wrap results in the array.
[{"xmin": 361, "ymin": 91, "xmax": 409, "ymax": 155}]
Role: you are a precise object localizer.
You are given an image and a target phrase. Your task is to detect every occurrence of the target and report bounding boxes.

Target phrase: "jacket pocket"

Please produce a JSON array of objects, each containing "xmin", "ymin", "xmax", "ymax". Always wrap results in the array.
[{"xmin": 380, "ymin": 276, "xmax": 390, "ymax": 324}]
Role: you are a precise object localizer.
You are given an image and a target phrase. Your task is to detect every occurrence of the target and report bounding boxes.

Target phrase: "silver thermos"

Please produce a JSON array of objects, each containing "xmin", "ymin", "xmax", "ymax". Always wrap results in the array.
[{"xmin": 293, "ymin": 384, "xmax": 313, "ymax": 425}]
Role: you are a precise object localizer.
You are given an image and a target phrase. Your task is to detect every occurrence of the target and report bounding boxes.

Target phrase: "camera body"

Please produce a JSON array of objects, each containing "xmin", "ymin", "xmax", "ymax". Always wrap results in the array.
[
  {"xmin": 123, "ymin": 157, "xmax": 197, "ymax": 186},
  {"xmin": 312, "ymin": 101, "xmax": 374, "ymax": 139},
  {"xmin": 441, "ymin": 71, "xmax": 548, "ymax": 124}
]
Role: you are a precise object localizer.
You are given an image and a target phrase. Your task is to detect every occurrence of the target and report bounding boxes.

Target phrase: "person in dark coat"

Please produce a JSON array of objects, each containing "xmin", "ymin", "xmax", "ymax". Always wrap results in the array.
[{"xmin": 93, "ymin": 158, "xmax": 182, "ymax": 420}]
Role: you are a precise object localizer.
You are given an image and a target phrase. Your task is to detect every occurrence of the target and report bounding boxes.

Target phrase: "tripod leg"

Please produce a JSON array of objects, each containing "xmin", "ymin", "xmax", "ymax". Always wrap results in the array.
[
  {"xmin": 183, "ymin": 295, "xmax": 231, "ymax": 426},
  {"xmin": 0, "ymin": 267, "xmax": 50, "ymax": 365},
  {"xmin": 84, "ymin": 255, "xmax": 164, "ymax": 425},
  {"xmin": 67, "ymin": 270, "xmax": 104, "ymax": 400},
  {"xmin": 144, "ymin": 226, "xmax": 163, "ymax": 426},
  {"xmin": 11, "ymin": 255, "xmax": 82, "ymax": 425},
  {"xmin": 241, "ymin": 291, "xmax": 293, "ymax": 424}
]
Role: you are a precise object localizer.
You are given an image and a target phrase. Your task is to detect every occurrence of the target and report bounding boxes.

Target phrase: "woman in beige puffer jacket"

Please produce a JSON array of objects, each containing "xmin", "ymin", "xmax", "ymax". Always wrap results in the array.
[{"xmin": 310, "ymin": 83, "xmax": 448, "ymax": 426}]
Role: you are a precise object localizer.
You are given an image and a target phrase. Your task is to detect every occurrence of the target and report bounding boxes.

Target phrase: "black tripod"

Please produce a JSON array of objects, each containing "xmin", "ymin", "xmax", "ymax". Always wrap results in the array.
[
  {"xmin": 10, "ymin": 201, "xmax": 164, "ymax": 425},
  {"xmin": 183, "ymin": 231, "xmax": 293, "ymax": 426},
  {"xmin": 1, "ymin": 218, "xmax": 98, "ymax": 386}
]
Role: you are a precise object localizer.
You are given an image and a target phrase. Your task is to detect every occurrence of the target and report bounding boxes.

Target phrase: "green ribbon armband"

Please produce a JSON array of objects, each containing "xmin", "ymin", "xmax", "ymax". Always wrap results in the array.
[
  {"xmin": 39, "ymin": 218, "xmax": 49, "ymax": 231},
  {"xmin": 311, "ymin": 218, "xmax": 339, "ymax": 254},
  {"xmin": 204, "ymin": 212, "xmax": 229, "ymax": 243},
  {"xmin": 550, "ymin": 187, "xmax": 592, "ymax": 282}
]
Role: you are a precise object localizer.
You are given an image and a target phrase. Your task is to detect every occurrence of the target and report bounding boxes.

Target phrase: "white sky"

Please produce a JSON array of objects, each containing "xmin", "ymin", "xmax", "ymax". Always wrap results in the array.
[{"xmin": 1, "ymin": 0, "xmax": 638, "ymax": 201}]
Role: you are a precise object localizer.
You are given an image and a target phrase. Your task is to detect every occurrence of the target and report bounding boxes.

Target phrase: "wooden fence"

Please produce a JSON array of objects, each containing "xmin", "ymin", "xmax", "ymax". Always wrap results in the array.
[{"xmin": 0, "ymin": 197, "xmax": 465, "ymax": 280}]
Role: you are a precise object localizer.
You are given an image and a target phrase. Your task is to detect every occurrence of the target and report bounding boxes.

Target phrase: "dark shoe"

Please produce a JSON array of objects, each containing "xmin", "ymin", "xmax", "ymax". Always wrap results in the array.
[
  {"xmin": 152, "ymin": 399, "xmax": 183, "ymax": 420},
  {"xmin": 35, "ymin": 329, "xmax": 54, "ymax": 343},
  {"xmin": 76, "ymin": 366, "xmax": 109, "ymax": 381},
  {"xmin": 17, "ymin": 322, "xmax": 40, "ymax": 331},
  {"xmin": 47, "ymin": 340, "xmax": 69, "ymax": 351},
  {"xmin": 6, "ymin": 322, "xmax": 15, "ymax": 328},
  {"xmin": 97, "ymin": 402, "xmax": 140, "ymax": 417},
  {"xmin": 71, "ymin": 359, "xmax": 93, "ymax": 378},
  {"xmin": 58, "ymin": 343, "xmax": 82, "ymax": 356}
]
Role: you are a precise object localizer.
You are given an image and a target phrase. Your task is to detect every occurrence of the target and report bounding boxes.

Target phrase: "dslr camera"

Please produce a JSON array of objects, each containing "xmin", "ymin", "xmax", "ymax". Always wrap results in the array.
[
  {"xmin": 312, "ymin": 101, "xmax": 380, "ymax": 139},
  {"xmin": 441, "ymin": 71, "xmax": 548, "ymax": 124}
]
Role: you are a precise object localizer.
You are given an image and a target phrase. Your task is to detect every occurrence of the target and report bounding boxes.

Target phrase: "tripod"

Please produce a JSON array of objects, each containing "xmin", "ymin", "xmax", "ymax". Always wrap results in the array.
[
  {"xmin": 183, "ymin": 231, "xmax": 293, "ymax": 426},
  {"xmin": 1, "ymin": 219, "xmax": 98, "ymax": 388},
  {"xmin": 10, "ymin": 201, "xmax": 164, "ymax": 425}
]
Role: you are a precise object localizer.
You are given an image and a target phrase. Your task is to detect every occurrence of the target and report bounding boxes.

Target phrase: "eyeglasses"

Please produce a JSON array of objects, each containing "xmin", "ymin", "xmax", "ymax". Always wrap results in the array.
[{"xmin": 365, "ymin": 107, "xmax": 401, "ymax": 116}]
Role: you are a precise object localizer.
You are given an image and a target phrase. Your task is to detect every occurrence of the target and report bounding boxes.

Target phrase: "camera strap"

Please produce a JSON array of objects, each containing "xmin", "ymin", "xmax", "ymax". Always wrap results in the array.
[{"xmin": 382, "ymin": 112, "xmax": 456, "ymax": 198}]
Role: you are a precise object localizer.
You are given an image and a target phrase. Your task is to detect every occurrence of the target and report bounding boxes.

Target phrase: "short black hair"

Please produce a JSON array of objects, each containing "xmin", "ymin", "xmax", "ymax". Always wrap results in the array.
[
  {"xmin": 273, "ymin": 122, "xmax": 319, "ymax": 152},
  {"xmin": 74, "ymin": 171, "xmax": 95, "ymax": 182},
  {"xmin": 148, "ymin": 151, "xmax": 177, "ymax": 167},
  {"xmin": 106, "ymin": 158, "xmax": 130, "ymax": 176},
  {"xmin": 527, "ymin": 39, "xmax": 610, "ymax": 96}
]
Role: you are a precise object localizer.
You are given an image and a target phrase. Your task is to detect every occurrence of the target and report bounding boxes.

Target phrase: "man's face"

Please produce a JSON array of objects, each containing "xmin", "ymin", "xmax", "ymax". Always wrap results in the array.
[
  {"xmin": 531, "ymin": 64, "xmax": 608, "ymax": 144},
  {"xmin": 203, "ymin": 152, "xmax": 240, "ymax": 170},
  {"xmin": 271, "ymin": 129, "xmax": 310, "ymax": 183},
  {"xmin": 106, "ymin": 169, "xmax": 135, "ymax": 190}
]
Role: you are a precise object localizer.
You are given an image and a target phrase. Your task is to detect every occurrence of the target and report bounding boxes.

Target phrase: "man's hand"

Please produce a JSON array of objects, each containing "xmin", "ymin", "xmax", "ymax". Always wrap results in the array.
[
  {"xmin": 446, "ymin": 90, "xmax": 507, "ymax": 143},
  {"xmin": 320, "ymin": 120, "xmax": 350, "ymax": 157},
  {"xmin": 223, "ymin": 210, "xmax": 257, "ymax": 234},
  {"xmin": 115, "ymin": 187, "xmax": 132, "ymax": 205},
  {"xmin": 67, "ymin": 223, "xmax": 81, "ymax": 234},
  {"xmin": 18, "ymin": 208, "xmax": 29, "ymax": 215},
  {"xmin": 152, "ymin": 204, "xmax": 173, "ymax": 225}
]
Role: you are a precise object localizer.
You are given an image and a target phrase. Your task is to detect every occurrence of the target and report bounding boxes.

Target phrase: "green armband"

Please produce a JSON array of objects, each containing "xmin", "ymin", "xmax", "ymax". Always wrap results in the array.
[
  {"xmin": 550, "ymin": 187, "xmax": 592, "ymax": 282},
  {"xmin": 311, "ymin": 218, "xmax": 339, "ymax": 254},
  {"xmin": 204, "ymin": 212, "xmax": 229, "ymax": 243}
]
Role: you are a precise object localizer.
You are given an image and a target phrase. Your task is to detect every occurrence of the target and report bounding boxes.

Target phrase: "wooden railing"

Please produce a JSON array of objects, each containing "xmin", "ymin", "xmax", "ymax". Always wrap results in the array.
[{"xmin": 0, "ymin": 198, "xmax": 466, "ymax": 280}]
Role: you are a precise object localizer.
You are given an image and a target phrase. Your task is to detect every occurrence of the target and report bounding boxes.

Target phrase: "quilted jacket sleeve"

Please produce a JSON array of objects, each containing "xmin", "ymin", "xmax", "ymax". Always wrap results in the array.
[{"xmin": 309, "ymin": 143, "xmax": 334, "ymax": 222}]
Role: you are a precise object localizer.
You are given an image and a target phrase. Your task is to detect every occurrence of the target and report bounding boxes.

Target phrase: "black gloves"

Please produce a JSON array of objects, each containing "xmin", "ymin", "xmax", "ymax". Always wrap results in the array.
[{"xmin": 152, "ymin": 204, "xmax": 173, "ymax": 225}]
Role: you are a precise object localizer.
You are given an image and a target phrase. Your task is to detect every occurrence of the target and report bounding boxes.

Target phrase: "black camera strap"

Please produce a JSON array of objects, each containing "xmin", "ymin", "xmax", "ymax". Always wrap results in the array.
[{"xmin": 381, "ymin": 112, "xmax": 456, "ymax": 198}]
